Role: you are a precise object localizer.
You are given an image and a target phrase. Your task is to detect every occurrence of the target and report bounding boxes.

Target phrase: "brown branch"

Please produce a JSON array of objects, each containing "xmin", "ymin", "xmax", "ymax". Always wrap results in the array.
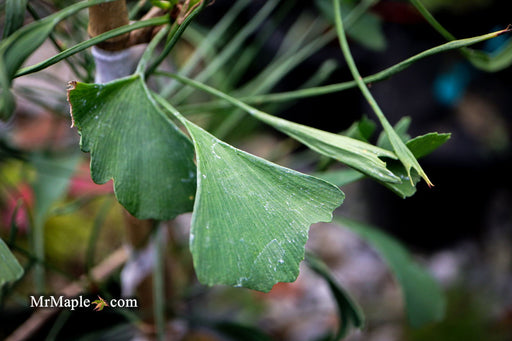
[{"xmin": 128, "ymin": 7, "xmax": 168, "ymax": 46}]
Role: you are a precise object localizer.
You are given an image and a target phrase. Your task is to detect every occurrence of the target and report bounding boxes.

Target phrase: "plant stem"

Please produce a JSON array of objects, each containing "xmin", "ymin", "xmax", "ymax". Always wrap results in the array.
[
  {"xmin": 153, "ymin": 223, "xmax": 167, "ymax": 341},
  {"xmin": 332, "ymin": 0, "xmax": 432, "ymax": 186},
  {"xmin": 409, "ymin": 0, "xmax": 456, "ymax": 41},
  {"xmin": 145, "ymin": 0, "xmax": 207, "ymax": 77},
  {"xmin": 88, "ymin": 0, "xmax": 130, "ymax": 51}
]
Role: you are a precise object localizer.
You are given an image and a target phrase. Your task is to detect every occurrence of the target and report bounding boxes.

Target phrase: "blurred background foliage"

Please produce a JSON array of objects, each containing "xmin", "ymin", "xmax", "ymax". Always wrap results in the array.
[{"xmin": 1, "ymin": 0, "xmax": 512, "ymax": 340}]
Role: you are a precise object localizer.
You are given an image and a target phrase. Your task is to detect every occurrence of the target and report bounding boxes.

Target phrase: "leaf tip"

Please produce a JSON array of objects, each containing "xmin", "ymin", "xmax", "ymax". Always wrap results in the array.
[
  {"xmin": 422, "ymin": 172, "xmax": 434, "ymax": 188},
  {"xmin": 414, "ymin": 168, "xmax": 434, "ymax": 188}
]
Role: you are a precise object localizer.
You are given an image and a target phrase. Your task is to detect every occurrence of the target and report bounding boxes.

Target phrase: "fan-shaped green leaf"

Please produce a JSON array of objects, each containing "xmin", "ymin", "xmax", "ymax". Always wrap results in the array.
[
  {"xmin": 67, "ymin": 75, "xmax": 196, "ymax": 220},
  {"xmin": 179, "ymin": 119, "xmax": 344, "ymax": 292}
]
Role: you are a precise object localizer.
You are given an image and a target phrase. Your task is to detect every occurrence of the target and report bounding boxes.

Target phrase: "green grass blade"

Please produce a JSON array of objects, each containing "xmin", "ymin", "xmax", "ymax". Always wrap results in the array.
[
  {"xmin": 2, "ymin": 0, "xmax": 118, "ymax": 76},
  {"xmin": 30, "ymin": 153, "xmax": 79, "ymax": 293},
  {"xmin": 168, "ymin": 0, "xmax": 280, "ymax": 104},
  {"xmin": 306, "ymin": 253, "xmax": 365, "ymax": 339},
  {"xmin": 159, "ymin": 0, "xmax": 252, "ymax": 97},
  {"xmin": 174, "ymin": 19, "xmax": 509, "ymax": 119},
  {"xmin": 334, "ymin": 216, "xmax": 446, "ymax": 327},
  {"xmin": 136, "ymin": 24, "xmax": 171, "ymax": 75}
]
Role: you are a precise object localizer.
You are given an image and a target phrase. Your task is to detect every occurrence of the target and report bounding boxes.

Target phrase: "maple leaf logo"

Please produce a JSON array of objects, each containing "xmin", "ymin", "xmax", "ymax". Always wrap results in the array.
[{"xmin": 91, "ymin": 296, "xmax": 109, "ymax": 311}]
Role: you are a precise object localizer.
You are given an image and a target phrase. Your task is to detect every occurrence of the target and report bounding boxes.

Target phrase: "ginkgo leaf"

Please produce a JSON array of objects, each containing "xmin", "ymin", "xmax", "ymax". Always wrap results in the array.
[
  {"xmin": 67, "ymin": 75, "xmax": 196, "ymax": 220},
  {"xmin": 180, "ymin": 119, "xmax": 344, "ymax": 292}
]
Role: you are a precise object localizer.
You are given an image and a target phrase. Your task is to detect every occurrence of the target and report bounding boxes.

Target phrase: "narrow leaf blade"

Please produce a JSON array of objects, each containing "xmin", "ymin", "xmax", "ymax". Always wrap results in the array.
[
  {"xmin": 306, "ymin": 253, "xmax": 365, "ymax": 339},
  {"xmin": 2, "ymin": 0, "xmax": 28, "ymax": 39},
  {"xmin": 335, "ymin": 217, "xmax": 446, "ymax": 327},
  {"xmin": 379, "ymin": 128, "xmax": 451, "ymax": 198},
  {"xmin": 406, "ymin": 133, "xmax": 451, "ymax": 159},
  {"xmin": 259, "ymin": 114, "xmax": 401, "ymax": 184}
]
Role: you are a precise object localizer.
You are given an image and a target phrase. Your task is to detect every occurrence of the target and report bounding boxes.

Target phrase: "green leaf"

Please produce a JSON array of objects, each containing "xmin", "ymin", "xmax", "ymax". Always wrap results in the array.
[
  {"xmin": 315, "ymin": 120, "xmax": 450, "ymax": 198},
  {"xmin": 2, "ymin": 0, "xmax": 28, "ymax": 39},
  {"xmin": 179, "ymin": 118, "xmax": 344, "ymax": 292},
  {"xmin": 162, "ymin": 73, "xmax": 401, "ymax": 185},
  {"xmin": 347, "ymin": 10, "xmax": 386, "ymax": 51},
  {"xmin": 0, "ymin": 54, "xmax": 16, "ymax": 119},
  {"xmin": 406, "ymin": 132, "xmax": 451, "ymax": 159},
  {"xmin": 0, "ymin": 0, "xmax": 118, "ymax": 120},
  {"xmin": 0, "ymin": 238, "xmax": 24, "ymax": 287},
  {"xmin": 467, "ymin": 38, "xmax": 512, "ymax": 72},
  {"xmin": 30, "ymin": 153, "xmax": 79, "ymax": 292},
  {"xmin": 377, "ymin": 117, "xmax": 412, "ymax": 151},
  {"xmin": 67, "ymin": 75, "xmax": 196, "ymax": 220},
  {"xmin": 335, "ymin": 217, "xmax": 446, "ymax": 327},
  {"xmin": 260, "ymin": 115, "xmax": 400, "ymax": 183},
  {"xmin": 378, "ymin": 126, "xmax": 451, "ymax": 198},
  {"xmin": 343, "ymin": 115, "xmax": 377, "ymax": 142},
  {"xmin": 379, "ymin": 160, "xmax": 421, "ymax": 198},
  {"xmin": 306, "ymin": 253, "xmax": 365, "ymax": 339},
  {"xmin": 31, "ymin": 153, "xmax": 79, "ymax": 230}
]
